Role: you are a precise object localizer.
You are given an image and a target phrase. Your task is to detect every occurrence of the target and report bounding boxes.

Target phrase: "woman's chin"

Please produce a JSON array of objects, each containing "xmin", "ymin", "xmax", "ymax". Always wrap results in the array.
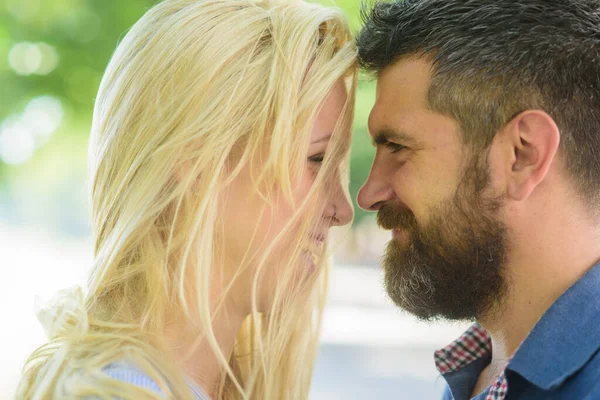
[{"xmin": 301, "ymin": 250, "xmax": 317, "ymax": 274}]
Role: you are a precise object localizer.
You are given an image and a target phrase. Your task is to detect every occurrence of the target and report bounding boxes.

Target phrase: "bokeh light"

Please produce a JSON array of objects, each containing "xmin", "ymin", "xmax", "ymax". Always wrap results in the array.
[
  {"xmin": 23, "ymin": 96, "xmax": 64, "ymax": 140},
  {"xmin": 0, "ymin": 117, "xmax": 36, "ymax": 165},
  {"xmin": 8, "ymin": 42, "xmax": 59, "ymax": 76},
  {"xmin": 0, "ymin": 96, "xmax": 63, "ymax": 165}
]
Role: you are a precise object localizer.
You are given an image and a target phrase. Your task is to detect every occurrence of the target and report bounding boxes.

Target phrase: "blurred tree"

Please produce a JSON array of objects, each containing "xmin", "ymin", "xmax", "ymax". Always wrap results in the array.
[{"xmin": 0, "ymin": 0, "xmax": 375, "ymax": 229}]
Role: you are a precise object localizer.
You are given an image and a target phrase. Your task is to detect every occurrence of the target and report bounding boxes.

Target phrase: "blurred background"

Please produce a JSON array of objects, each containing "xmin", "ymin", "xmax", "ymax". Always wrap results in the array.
[{"xmin": 0, "ymin": 0, "xmax": 470, "ymax": 398}]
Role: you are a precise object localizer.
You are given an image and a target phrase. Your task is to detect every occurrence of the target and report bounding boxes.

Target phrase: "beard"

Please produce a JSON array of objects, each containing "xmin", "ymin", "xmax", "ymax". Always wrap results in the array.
[{"xmin": 378, "ymin": 155, "xmax": 508, "ymax": 321}]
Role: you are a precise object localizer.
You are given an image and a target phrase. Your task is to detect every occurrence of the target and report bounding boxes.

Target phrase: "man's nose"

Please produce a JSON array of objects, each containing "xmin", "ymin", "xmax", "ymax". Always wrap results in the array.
[{"xmin": 357, "ymin": 160, "xmax": 395, "ymax": 211}]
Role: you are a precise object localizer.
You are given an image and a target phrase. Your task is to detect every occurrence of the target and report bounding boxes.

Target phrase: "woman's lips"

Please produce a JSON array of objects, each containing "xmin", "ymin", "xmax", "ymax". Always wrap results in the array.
[
  {"xmin": 301, "ymin": 250, "xmax": 317, "ymax": 272},
  {"xmin": 311, "ymin": 234, "xmax": 326, "ymax": 243}
]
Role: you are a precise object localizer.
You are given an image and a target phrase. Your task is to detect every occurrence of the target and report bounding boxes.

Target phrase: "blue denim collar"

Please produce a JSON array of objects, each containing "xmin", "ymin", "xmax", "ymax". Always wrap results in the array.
[{"xmin": 507, "ymin": 262, "xmax": 600, "ymax": 390}]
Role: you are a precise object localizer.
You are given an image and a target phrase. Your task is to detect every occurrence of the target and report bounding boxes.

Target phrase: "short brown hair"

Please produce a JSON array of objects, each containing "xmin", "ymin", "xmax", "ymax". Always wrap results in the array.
[{"xmin": 358, "ymin": 0, "xmax": 600, "ymax": 204}]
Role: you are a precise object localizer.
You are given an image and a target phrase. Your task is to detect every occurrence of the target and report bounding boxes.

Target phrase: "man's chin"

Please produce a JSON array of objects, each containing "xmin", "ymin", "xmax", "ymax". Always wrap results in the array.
[
  {"xmin": 382, "ymin": 253, "xmax": 505, "ymax": 322},
  {"xmin": 381, "ymin": 243, "xmax": 470, "ymax": 321},
  {"xmin": 382, "ymin": 239, "xmax": 407, "ymax": 271}
]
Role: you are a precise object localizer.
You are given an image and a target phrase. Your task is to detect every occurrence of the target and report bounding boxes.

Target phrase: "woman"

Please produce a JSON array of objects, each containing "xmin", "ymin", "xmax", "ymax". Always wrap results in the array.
[{"xmin": 16, "ymin": 0, "xmax": 357, "ymax": 399}]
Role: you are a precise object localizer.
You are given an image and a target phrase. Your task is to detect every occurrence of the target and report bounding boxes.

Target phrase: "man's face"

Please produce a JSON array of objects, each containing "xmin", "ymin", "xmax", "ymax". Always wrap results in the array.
[{"xmin": 357, "ymin": 58, "xmax": 508, "ymax": 321}]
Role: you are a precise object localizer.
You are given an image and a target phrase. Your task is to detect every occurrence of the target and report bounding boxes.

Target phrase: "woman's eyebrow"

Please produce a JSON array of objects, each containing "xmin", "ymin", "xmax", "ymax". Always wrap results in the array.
[{"xmin": 311, "ymin": 133, "xmax": 332, "ymax": 144}]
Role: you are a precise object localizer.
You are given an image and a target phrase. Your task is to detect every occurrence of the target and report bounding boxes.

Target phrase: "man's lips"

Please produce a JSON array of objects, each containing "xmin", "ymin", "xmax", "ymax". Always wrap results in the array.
[
  {"xmin": 391, "ymin": 228, "xmax": 410, "ymax": 243},
  {"xmin": 392, "ymin": 228, "xmax": 406, "ymax": 238}
]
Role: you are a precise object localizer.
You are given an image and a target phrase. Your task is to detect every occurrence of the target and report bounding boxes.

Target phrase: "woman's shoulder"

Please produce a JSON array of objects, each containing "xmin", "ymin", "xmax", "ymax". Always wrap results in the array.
[
  {"xmin": 102, "ymin": 361, "xmax": 209, "ymax": 400},
  {"xmin": 102, "ymin": 361, "xmax": 165, "ymax": 395}
]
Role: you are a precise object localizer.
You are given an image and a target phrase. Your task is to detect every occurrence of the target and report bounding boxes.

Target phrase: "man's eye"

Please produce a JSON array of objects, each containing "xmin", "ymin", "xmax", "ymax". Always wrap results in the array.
[
  {"xmin": 384, "ymin": 142, "xmax": 407, "ymax": 154},
  {"xmin": 308, "ymin": 154, "xmax": 325, "ymax": 164}
]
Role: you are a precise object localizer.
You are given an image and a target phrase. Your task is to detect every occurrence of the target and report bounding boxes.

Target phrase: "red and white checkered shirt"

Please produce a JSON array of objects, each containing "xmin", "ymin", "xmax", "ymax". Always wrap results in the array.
[{"xmin": 434, "ymin": 323, "xmax": 508, "ymax": 400}]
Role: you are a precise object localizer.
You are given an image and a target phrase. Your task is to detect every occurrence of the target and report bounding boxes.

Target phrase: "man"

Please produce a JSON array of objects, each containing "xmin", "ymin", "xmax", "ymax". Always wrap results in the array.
[{"xmin": 355, "ymin": 1, "xmax": 600, "ymax": 399}]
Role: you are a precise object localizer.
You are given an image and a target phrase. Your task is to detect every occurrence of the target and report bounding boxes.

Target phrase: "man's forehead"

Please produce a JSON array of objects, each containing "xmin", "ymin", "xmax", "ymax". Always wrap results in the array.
[
  {"xmin": 370, "ymin": 59, "xmax": 434, "ymax": 134},
  {"xmin": 375, "ymin": 58, "xmax": 433, "ymax": 104},
  {"xmin": 369, "ymin": 95, "xmax": 419, "ymax": 138}
]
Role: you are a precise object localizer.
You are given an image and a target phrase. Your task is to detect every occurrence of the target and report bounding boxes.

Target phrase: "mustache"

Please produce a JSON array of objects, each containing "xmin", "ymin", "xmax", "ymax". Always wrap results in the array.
[{"xmin": 376, "ymin": 203, "xmax": 418, "ymax": 231}]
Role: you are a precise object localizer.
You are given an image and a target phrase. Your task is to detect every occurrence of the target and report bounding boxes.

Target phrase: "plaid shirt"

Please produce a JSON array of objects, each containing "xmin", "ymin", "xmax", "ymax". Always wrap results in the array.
[
  {"xmin": 436, "ymin": 263, "xmax": 600, "ymax": 399},
  {"xmin": 435, "ymin": 323, "xmax": 508, "ymax": 400}
]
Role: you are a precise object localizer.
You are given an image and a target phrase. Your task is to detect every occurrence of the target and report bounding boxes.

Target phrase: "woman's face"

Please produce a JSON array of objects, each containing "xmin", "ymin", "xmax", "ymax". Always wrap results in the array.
[{"xmin": 219, "ymin": 79, "xmax": 353, "ymax": 313}]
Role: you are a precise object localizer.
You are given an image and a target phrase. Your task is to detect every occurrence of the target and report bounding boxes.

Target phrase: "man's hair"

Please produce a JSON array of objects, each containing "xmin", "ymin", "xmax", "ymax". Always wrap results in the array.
[{"xmin": 358, "ymin": 0, "xmax": 600, "ymax": 205}]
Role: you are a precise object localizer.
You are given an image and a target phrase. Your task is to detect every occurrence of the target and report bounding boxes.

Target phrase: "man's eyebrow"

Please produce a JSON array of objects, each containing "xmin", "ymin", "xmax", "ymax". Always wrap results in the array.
[{"xmin": 371, "ymin": 129, "xmax": 416, "ymax": 146}]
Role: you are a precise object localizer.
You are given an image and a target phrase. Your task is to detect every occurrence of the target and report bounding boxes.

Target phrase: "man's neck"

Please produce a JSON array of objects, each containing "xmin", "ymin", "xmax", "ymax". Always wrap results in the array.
[{"xmin": 478, "ymin": 211, "xmax": 600, "ymax": 363}]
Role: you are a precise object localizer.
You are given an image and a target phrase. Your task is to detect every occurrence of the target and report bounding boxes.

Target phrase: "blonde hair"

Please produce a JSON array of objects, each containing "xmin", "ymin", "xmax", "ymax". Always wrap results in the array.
[{"xmin": 16, "ymin": 0, "xmax": 357, "ymax": 399}]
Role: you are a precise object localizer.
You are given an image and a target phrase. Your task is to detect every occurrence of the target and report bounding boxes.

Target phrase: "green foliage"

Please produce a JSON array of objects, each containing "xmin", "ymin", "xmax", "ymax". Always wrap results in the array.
[
  {"xmin": 351, "ymin": 75, "xmax": 376, "ymax": 223},
  {"xmin": 0, "ymin": 0, "xmax": 376, "ymax": 226}
]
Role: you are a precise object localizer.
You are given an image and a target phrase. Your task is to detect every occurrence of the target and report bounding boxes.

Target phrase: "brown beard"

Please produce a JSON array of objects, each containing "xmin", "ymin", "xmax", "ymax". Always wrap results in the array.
[{"xmin": 377, "ymin": 155, "xmax": 508, "ymax": 321}]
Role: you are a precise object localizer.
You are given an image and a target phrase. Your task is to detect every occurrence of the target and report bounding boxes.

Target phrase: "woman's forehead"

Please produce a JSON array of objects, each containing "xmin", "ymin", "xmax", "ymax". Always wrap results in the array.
[{"xmin": 311, "ymin": 80, "xmax": 348, "ymax": 142}]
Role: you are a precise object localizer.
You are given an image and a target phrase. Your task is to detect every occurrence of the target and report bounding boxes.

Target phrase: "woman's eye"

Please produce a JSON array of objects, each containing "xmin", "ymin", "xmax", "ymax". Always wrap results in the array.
[
  {"xmin": 384, "ymin": 142, "xmax": 407, "ymax": 154},
  {"xmin": 308, "ymin": 154, "xmax": 325, "ymax": 164}
]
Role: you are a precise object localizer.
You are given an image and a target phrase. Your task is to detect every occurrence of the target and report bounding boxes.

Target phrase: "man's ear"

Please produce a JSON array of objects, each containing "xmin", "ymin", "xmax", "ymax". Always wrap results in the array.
[{"xmin": 499, "ymin": 110, "xmax": 560, "ymax": 201}]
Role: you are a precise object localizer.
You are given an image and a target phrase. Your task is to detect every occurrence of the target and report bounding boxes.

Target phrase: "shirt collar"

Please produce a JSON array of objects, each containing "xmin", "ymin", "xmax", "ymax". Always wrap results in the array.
[
  {"xmin": 434, "ymin": 262, "xmax": 600, "ymax": 392},
  {"xmin": 434, "ymin": 323, "xmax": 492, "ymax": 376},
  {"xmin": 507, "ymin": 262, "xmax": 600, "ymax": 390}
]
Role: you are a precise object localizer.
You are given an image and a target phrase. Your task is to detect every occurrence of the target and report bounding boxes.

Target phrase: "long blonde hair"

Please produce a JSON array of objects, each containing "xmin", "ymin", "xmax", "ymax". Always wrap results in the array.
[{"xmin": 16, "ymin": 0, "xmax": 357, "ymax": 399}]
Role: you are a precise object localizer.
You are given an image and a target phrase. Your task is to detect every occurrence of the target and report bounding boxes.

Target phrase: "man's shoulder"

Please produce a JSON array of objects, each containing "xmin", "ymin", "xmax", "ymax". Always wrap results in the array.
[
  {"xmin": 560, "ymin": 348, "xmax": 600, "ymax": 395},
  {"xmin": 513, "ymin": 349, "xmax": 600, "ymax": 399}
]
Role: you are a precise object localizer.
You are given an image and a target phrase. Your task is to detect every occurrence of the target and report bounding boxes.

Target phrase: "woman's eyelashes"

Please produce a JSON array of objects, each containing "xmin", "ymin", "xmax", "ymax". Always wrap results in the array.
[{"xmin": 308, "ymin": 153, "xmax": 325, "ymax": 164}]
